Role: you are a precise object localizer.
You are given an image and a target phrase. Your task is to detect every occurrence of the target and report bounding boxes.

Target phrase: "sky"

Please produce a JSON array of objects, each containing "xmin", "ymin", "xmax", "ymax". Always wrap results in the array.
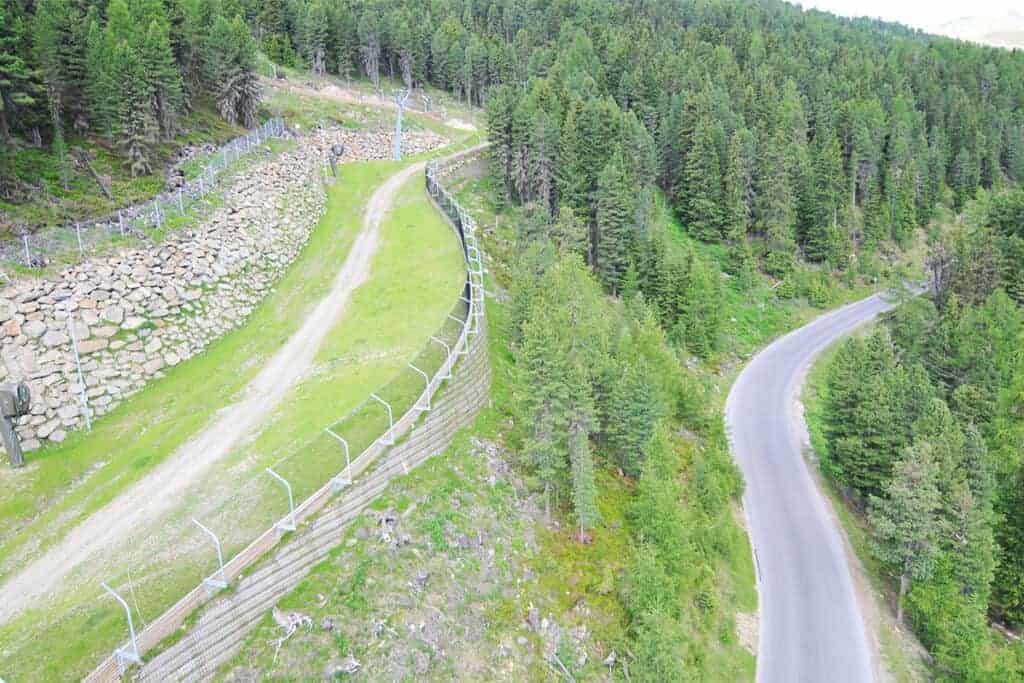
[{"xmin": 790, "ymin": 0, "xmax": 1020, "ymax": 32}]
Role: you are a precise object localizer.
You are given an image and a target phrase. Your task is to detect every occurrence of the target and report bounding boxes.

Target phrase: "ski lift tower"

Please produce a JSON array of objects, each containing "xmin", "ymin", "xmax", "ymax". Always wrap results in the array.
[{"xmin": 392, "ymin": 89, "xmax": 412, "ymax": 161}]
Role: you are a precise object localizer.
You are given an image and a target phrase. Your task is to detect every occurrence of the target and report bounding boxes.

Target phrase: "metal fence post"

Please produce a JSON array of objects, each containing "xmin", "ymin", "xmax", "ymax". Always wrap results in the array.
[
  {"xmin": 429, "ymin": 336, "xmax": 453, "ymax": 379},
  {"xmin": 392, "ymin": 89, "xmax": 411, "ymax": 160},
  {"xmin": 408, "ymin": 363, "xmax": 430, "ymax": 411},
  {"xmin": 192, "ymin": 518, "xmax": 228, "ymax": 592},
  {"xmin": 265, "ymin": 468, "xmax": 296, "ymax": 532},
  {"xmin": 325, "ymin": 428, "xmax": 352, "ymax": 490},
  {"xmin": 75, "ymin": 222, "xmax": 84, "ymax": 257},
  {"xmin": 369, "ymin": 393, "xmax": 394, "ymax": 445},
  {"xmin": 177, "ymin": 187, "xmax": 184, "ymax": 214},
  {"xmin": 118, "ymin": 210, "xmax": 125, "ymax": 237},
  {"xmin": 101, "ymin": 582, "xmax": 142, "ymax": 673},
  {"xmin": 66, "ymin": 307, "xmax": 92, "ymax": 431},
  {"xmin": 22, "ymin": 234, "xmax": 30, "ymax": 266}
]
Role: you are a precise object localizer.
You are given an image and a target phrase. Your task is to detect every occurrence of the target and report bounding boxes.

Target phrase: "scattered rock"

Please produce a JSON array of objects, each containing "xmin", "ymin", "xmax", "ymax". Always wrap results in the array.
[
  {"xmin": 323, "ymin": 654, "xmax": 360, "ymax": 678},
  {"xmin": 22, "ymin": 320, "xmax": 45, "ymax": 338}
]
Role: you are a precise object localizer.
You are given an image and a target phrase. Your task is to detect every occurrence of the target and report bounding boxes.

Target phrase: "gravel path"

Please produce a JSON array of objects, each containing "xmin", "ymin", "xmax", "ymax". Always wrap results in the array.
[
  {"xmin": 0, "ymin": 161, "xmax": 426, "ymax": 624},
  {"xmin": 725, "ymin": 293, "xmax": 898, "ymax": 683}
]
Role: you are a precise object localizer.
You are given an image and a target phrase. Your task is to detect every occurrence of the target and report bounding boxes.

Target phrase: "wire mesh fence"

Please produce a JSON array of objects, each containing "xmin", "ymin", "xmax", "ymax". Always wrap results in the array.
[
  {"xmin": 71, "ymin": 152, "xmax": 487, "ymax": 679},
  {"xmin": 2, "ymin": 118, "xmax": 286, "ymax": 269}
]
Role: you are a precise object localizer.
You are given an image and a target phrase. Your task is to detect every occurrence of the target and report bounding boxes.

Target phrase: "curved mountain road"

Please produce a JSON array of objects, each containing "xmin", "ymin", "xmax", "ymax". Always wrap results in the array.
[{"xmin": 725, "ymin": 293, "xmax": 898, "ymax": 683}]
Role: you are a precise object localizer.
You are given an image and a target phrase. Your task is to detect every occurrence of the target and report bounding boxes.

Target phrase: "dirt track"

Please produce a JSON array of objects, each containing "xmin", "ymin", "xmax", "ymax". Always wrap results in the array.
[{"xmin": 0, "ymin": 162, "xmax": 426, "ymax": 624}]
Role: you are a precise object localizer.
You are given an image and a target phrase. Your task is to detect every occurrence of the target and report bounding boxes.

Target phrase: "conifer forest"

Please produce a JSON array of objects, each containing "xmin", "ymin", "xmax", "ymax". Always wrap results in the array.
[{"xmin": 2, "ymin": 0, "xmax": 1024, "ymax": 680}]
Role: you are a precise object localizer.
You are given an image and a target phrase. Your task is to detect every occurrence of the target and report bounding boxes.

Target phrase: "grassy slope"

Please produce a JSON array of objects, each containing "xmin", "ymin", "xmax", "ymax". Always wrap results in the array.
[
  {"xmin": 1, "ymin": 100, "xmax": 243, "ymax": 231},
  {"xmin": 225, "ymin": 301, "xmax": 647, "ymax": 681},
  {"xmin": 0, "ymin": 160, "xmax": 468, "ymax": 680}
]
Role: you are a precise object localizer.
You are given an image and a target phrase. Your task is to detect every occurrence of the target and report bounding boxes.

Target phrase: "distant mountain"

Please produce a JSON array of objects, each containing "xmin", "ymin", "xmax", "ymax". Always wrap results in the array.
[{"xmin": 936, "ymin": 11, "xmax": 1024, "ymax": 49}]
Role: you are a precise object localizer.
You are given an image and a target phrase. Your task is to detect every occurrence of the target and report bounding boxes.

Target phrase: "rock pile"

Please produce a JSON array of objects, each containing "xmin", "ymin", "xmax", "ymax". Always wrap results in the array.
[{"xmin": 0, "ymin": 128, "xmax": 447, "ymax": 451}]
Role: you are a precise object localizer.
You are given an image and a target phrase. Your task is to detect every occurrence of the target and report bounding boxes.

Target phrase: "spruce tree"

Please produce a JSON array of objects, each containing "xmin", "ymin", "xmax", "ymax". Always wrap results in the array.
[
  {"xmin": 549, "ymin": 205, "xmax": 588, "ymax": 260},
  {"xmin": 0, "ymin": 4, "xmax": 38, "ymax": 145},
  {"xmin": 118, "ymin": 42, "xmax": 156, "ymax": 177},
  {"xmin": 722, "ymin": 128, "xmax": 753, "ymax": 244},
  {"xmin": 207, "ymin": 15, "xmax": 259, "ymax": 127},
  {"xmin": 679, "ymin": 116, "xmax": 723, "ymax": 242},
  {"xmin": 868, "ymin": 441, "xmax": 943, "ymax": 624},
  {"xmin": 139, "ymin": 17, "xmax": 185, "ymax": 138},
  {"xmin": 594, "ymin": 152, "xmax": 635, "ymax": 293},
  {"xmin": 606, "ymin": 358, "xmax": 663, "ymax": 477},
  {"xmin": 568, "ymin": 407, "xmax": 599, "ymax": 540},
  {"xmin": 84, "ymin": 15, "xmax": 116, "ymax": 138},
  {"xmin": 755, "ymin": 132, "xmax": 797, "ymax": 276},
  {"xmin": 680, "ymin": 249, "xmax": 722, "ymax": 358},
  {"xmin": 516, "ymin": 306, "xmax": 572, "ymax": 520}
]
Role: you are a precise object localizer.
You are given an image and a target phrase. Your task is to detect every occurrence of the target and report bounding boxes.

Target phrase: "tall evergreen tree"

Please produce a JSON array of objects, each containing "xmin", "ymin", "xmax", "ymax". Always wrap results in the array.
[
  {"xmin": 207, "ymin": 15, "xmax": 259, "ymax": 128},
  {"xmin": 678, "ymin": 116, "xmax": 723, "ymax": 242},
  {"xmin": 868, "ymin": 441, "xmax": 943, "ymax": 624},
  {"xmin": 0, "ymin": 3, "xmax": 38, "ymax": 146},
  {"xmin": 568, "ymin": 394, "xmax": 600, "ymax": 540},
  {"xmin": 722, "ymin": 128, "xmax": 753, "ymax": 244},
  {"xmin": 118, "ymin": 42, "xmax": 156, "ymax": 177},
  {"xmin": 594, "ymin": 153, "xmax": 635, "ymax": 293}
]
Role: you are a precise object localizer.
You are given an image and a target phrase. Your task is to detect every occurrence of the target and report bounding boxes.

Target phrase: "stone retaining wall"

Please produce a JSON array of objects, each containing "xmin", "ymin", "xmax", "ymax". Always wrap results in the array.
[{"xmin": 0, "ymin": 129, "xmax": 445, "ymax": 452}]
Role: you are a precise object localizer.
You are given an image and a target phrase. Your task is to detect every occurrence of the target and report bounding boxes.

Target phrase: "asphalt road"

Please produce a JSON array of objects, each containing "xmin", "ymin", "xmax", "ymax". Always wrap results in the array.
[{"xmin": 725, "ymin": 293, "xmax": 897, "ymax": 683}]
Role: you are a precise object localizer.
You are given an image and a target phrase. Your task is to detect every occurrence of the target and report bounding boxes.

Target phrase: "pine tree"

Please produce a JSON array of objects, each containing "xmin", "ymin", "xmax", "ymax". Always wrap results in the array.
[
  {"xmin": 947, "ymin": 481, "xmax": 996, "ymax": 604},
  {"xmin": 680, "ymin": 249, "xmax": 722, "ymax": 358},
  {"xmin": 118, "ymin": 42, "xmax": 156, "ymax": 177},
  {"xmin": 806, "ymin": 130, "xmax": 844, "ymax": 262},
  {"xmin": 84, "ymin": 15, "xmax": 116, "ymax": 138},
  {"xmin": 606, "ymin": 358, "xmax": 663, "ymax": 477},
  {"xmin": 568, "ymin": 409, "xmax": 599, "ymax": 540},
  {"xmin": 755, "ymin": 131, "xmax": 797, "ymax": 276},
  {"xmin": 556, "ymin": 99, "xmax": 588, "ymax": 216},
  {"xmin": 678, "ymin": 116, "xmax": 723, "ymax": 242},
  {"xmin": 303, "ymin": 0, "xmax": 329, "ymax": 75},
  {"xmin": 595, "ymin": 153, "xmax": 635, "ymax": 293},
  {"xmin": 139, "ymin": 17, "xmax": 185, "ymax": 138},
  {"xmin": 950, "ymin": 147, "xmax": 979, "ymax": 210},
  {"xmin": 516, "ymin": 303, "xmax": 573, "ymax": 520},
  {"xmin": 484, "ymin": 84, "xmax": 515, "ymax": 196},
  {"xmin": 0, "ymin": 4, "xmax": 38, "ymax": 145},
  {"xmin": 549, "ymin": 205, "xmax": 588, "ymax": 260},
  {"xmin": 207, "ymin": 15, "xmax": 259, "ymax": 127},
  {"xmin": 722, "ymin": 128, "xmax": 753, "ymax": 244},
  {"xmin": 33, "ymin": 0, "xmax": 86, "ymax": 189},
  {"xmin": 630, "ymin": 428, "xmax": 687, "ymax": 568},
  {"xmin": 868, "ymin": 441, "xmax": 943, "ymax": 624}
]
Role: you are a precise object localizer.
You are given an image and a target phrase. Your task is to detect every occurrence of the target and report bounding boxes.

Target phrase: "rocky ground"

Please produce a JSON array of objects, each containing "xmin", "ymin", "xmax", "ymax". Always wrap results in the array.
[
  {"xmin": 0, "ymin": 128, "xmax": 446, "ymax": 451},
  {"xmin": 223, "ymin": 432, "xmax": 625, "ymax": 682}
]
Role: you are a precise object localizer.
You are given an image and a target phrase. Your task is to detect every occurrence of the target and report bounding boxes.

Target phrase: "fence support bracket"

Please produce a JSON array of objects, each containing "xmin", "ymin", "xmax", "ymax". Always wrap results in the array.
[
  {"xmin": 101, "ymin": 582, "xmax": 142, "ymax": 674},
  {"xmin": 370, "ymin": 393, "xmax": 394, "ymax": 445},
  {"xmin": 265, "ymin": 468, "xmax": 296, "ymax": 532},
  {"xmin": 192, "ymin": 518, "xmax": 228, "ymax": 592},
  {"xmin": 325, "ymin": 428, "xmax": 352, "ymax": 490}
]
